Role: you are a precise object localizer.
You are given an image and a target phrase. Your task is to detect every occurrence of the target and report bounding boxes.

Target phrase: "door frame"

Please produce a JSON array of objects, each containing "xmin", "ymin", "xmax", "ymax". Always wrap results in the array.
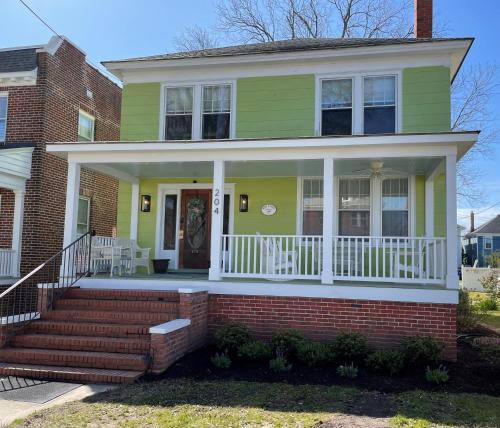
[{"xmin": 155, "ymin": 183, "xmax": 235, "ymax": 269}]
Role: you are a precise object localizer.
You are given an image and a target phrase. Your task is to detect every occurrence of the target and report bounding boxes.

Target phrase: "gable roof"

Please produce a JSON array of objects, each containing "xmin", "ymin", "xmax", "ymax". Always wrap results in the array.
[
  {"xmin": 0, "ymin": 48, "xmax": 38, "ymax": 73},
  {"xmin": 467, "ymin": 215, "xmax": 500, "ymax": 236},
  {"xmin": 106, "ymin": 37, "xmax": 473, "ymax": 64}
]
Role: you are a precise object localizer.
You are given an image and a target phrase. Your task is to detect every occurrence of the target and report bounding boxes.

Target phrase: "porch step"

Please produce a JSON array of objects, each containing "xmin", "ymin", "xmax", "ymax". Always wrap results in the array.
[
  {"xmin": 0, "ymin": 348, "xmax": 149, "ymax": 371},
  {"xmin": 27, "ymin": 320, "xmax": 152, "ymax": 338},
  {"xmin": 64, "ymin": 288, "xmax": 180, "ymax": 302},
  {"xmin": 43, "ymin": 309, "xmax": 175, "ymax": 325},
  {"xmin": 0, "ymin": 362, "xmax": 143, "ymax": 384},
  {"xmin": 11, "ymin": 333, "xmax": 151, "ymax": 354},
  {"xmin": 55, "ymin": 298, "xmax": 179, "ymax": 314}
]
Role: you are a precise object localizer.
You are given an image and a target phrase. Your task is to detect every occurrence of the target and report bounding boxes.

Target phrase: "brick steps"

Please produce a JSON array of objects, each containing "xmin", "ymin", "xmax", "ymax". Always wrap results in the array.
[
  {"xmin": 56, "ymin": 298, "xmax": 178, "ymax": 313},
  {"xmin": 11, "ymin": 333, "xmax": 151, "ymax": 354},
  {"xmin": 0, "ymin": 348, "xmax": 149, "ymax": 371},
  {"xmin": 64, "ymin": 288, "xmax": 179, "ymax": 302},
  {"xmin": 27, "ymin": 320, "xmax": 151, "ymax": 338},
  {"xmin": 43, "ymin": 309, "xmax": 175, "ymax": 324},
  {"xmin": 0, "ymin": 362, "xmax": 143, "ymax": 384}
]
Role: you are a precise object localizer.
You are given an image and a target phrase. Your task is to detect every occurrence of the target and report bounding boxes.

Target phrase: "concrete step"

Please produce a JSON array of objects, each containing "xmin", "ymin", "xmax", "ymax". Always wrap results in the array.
[
  {"xmin": 11, "ymin": 333, "xmax": 151, "ymax": 354},
  {"xmin": 0, "ymin": 348, "xmax": 149, "ymax": 371},
  {"xmin": 43, "ymin": 309, "xmax": 174, "ymax": 324},
  {"xmin": 55, "ymin": 298, "xmax": 178, "ymax": 314},
  {"xmin": 0, "ymin": 362, "xmax": 143, "ymax": 384},
  {"xmin": 65, "ymin": 288, "xmax": 179, "ymax": 302},
  {"xmin": 27, "ymin": 320, "xmax": 151, "ymax": 338}
]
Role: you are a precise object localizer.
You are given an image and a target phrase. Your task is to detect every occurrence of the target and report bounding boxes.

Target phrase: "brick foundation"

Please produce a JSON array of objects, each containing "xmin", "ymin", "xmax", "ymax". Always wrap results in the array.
[{"xmin": 208, "ymin": 294, "xmax": 457, "ymax": 361}]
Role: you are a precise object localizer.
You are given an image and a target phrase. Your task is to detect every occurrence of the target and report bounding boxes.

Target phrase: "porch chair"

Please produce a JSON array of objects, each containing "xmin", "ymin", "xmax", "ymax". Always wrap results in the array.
[
  {"xmin": 392, "ymin": 239, "xmax": 427, "ymax": 280},
  {"xmin": 130, "ymin": 240, "xmax": 151, "ymax": 275},
  {"xmin": 259, "ymin": 234, "xmax": 298, "ymax": 279},
  {"xmin": 90, "ymin": 244, "xmax": 124, "ymax": 277}
]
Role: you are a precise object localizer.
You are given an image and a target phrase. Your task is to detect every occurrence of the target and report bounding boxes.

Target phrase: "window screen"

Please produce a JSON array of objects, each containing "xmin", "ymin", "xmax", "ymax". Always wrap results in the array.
[
  {"xmin": 321, "ymin": 79, "xmax": 352, "ymax": 136},
  {"xmin": 202, "ymin": 85, "xmax": 231, "ymax": 139},
  {"xmin": 363, "ymin": 76, "xmax": 396, "ymax": 134},
  {"xmin": 165, "ymin": 87, "xmax": 193, "ymax": 140}
]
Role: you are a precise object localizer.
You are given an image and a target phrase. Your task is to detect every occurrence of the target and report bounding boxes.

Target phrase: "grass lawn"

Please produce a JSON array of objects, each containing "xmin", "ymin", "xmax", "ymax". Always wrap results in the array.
[
  {"xmin": 11, "ymin": 379, "xmax": 500, "ymax": 428},
  {"xmin": 483, "ymin": 310, "xmax": 500, "ymax": 330}
]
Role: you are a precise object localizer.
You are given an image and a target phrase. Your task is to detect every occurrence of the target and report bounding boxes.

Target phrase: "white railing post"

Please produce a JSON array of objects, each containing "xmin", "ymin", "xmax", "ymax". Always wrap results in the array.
[
  {"xmin": 209, "ymin": 160, "xmax": 225, "ymax": 281},
  {"xmin": 445, "ymin": 154, "xmax": 459, "ymax": 289},
  {"xmin": 11, "ymin": 189, "xmax": 25, "ymax": 277},
  {"xmin": 321, "ymin": 157, "xmax": 334, "ymax": 284},
  {"xmin": 130, "ymin": 183, "xmax": 139, "ymax": 241}
]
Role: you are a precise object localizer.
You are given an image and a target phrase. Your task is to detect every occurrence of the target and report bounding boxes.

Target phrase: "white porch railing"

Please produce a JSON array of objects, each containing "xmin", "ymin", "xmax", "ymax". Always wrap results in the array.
[
  {"xmin": 221, "ymin": 235, "xmax": 323, "ymax": 280},
  {"xmin": 220, "ymin": 234, "xmax": 446, "ymax": 285},
  {"xmin": 0, "ymin": 249, "xmax": 16, "ymax": 277}
]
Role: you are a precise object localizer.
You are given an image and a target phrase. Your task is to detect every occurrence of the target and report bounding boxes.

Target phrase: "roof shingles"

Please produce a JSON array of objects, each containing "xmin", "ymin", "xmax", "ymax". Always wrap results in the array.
[{"xmin": 0, "ymin": 48, "xmax": 38, "ymax": 73}]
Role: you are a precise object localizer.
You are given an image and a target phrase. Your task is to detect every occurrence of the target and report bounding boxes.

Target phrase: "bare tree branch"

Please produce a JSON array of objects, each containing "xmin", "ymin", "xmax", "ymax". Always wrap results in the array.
[{"xmin": 174, "ymin": 26, "xmax": 219, "ymax": 51}]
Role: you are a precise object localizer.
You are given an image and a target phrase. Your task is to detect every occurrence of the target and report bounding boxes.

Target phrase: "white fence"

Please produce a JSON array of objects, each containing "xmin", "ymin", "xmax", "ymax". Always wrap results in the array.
[
  {"xmin": 0, "ymin": 249, "xmax": 16, "ymax": 277},
  {"xmin": 462, "ymin": 267, "xmax": 500, "ymax": 291},
  {"xmin": 221, "ymin": 234, "xmax": 447, "ymax": 285}
]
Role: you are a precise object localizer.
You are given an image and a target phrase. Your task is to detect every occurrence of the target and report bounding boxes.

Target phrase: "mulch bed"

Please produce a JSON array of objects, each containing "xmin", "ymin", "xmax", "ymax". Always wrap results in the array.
[{"xmin": 148, "ymin": 330, "xmax": 500, "ymax": 396}]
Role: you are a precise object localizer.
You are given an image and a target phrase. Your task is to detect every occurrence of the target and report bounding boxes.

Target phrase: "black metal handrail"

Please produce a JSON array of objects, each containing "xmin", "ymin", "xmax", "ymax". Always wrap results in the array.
[{"xmin": 0, "ymin": 230, "xmax": 93, "ymax": 345}]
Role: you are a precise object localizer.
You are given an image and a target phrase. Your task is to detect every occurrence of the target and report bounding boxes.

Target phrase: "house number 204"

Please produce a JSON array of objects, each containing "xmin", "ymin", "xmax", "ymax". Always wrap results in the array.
[{"xmin": 213, "ymin": 188, "xmax": 221, "ymax": 214}]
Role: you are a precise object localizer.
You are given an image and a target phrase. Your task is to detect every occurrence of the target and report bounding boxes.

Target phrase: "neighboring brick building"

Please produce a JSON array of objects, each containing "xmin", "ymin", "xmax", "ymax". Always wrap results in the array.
[{"xmin": 0, "ymin": 36, "xmax": 121, "ymax": 279}]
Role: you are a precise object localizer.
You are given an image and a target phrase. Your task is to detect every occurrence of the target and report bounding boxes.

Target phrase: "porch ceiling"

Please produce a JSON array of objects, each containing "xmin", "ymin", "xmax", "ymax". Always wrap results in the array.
[{"xmin": 84, "ymin": 157, "xmax": 443, "ymax": 180}]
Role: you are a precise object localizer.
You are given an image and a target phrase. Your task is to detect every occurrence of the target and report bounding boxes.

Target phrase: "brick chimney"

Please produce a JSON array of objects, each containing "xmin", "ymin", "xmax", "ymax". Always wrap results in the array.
[
  {"xmin": 414, "ymin": 0, "xmax": 433, "ymax": 38},
  {"xmin": 470, "ymin": 211, "xmax": 475, "ymax": 232}
]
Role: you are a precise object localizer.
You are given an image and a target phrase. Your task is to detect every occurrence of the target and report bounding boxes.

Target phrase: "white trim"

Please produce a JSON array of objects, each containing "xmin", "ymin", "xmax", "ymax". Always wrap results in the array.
[
  {"xmin": 77, "ymin": 277, "xmax": 458, "ymax": 304},
  {"xmin": 445, "ymin": 154, "xmax": 459, "ymax": 289},
  {"xmin": 209, "ymin": 160, "xmax": 225, "ymax": 280},
  {"xmin": 0, "ymin": 70, "xmax": 37, "ymax": 87},
  {"xmin": 321, "ymin": 157, "xmax": 334, "ymax": 284},
  {"xmin": 149, "ymin": 318, "xmax": 190, "ymax": 334},
  {"xmin": 11, "ymin": 190, "xmax": 25, "ymax": 277},
  {"xmin": 130, "ymin": 183, "xmax": 139, "ymax": 240},
  {"xmin": 87, "ymin": 164, "xmax": 139, "ymax": 184},
  {"xmin": 63, "ymin": 162, "xmax": 81, "ymax": 246}
]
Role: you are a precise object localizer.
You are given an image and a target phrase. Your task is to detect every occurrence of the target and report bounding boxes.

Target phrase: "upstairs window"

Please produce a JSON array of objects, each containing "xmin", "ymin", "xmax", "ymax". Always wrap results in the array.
[
  {"xmin": 165, "ymin": 87, "xmax": 193, "ymax": 140},
  {"xmin": 363, "ymin": 76, "xmax": 396, "ymax": 134},
  {"xmin": 302, "ymin": 178, "xmax": 323, "ymax": 235},
  {"xmin": 0, "ymin": 94, "xmax": 8, "ymax": 142},
  {"xmin": 202, "ymin": 85, "xmax": 231, "ymax": 139},
  {"xmin": 321, "ymin": 79, "xmax": 352, "ymax": 136},
  {"xmin": 78, "ymin": 110, "xmax": 95, "ymax": 141},
  {"xmin": 339, "ymin": 178, "xmax": 370, "ymax": 236},
  {"xmin": 382, "ymin": 178, "xmax": 408, "ymax": 236}
]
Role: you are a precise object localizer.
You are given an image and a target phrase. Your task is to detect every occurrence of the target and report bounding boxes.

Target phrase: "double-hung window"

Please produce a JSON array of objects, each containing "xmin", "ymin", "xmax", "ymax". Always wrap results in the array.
[
  {"xmin": 165, "ymin": 87, "xmax": 193, "ymax": 140},
  {"xmin": 302, "ymin": 178, "xmax": 323, "ymax": 235},
  {"xmin": 78, "ymin": 110, "xmax": 95, "ymax": 142},
  {"xmin": 321, "ymin": 79, "xmax": 352, "ymax": 135},
  {"xmin": 202, "ymin": 85, "xmax": 231, "ymax": 139},
  {"xmin": 363, "ymin": 76, "xmax": 396, "ymax": 134},
  {"xmin": 484, "ymin": 237, "xmax": 493, "ymax": 251},
  {"xmin": 0, "ymin": 94, "xmax": 8, "ymax": 143},
  {"xmin": 77, "ymin": 196, "xmax": 90, "ymax": 235},
  {"xmin": 382, "ymin": 178, "xmax": 409, "ymax": 237},
  {"xmin": 338, "ymin": 178, "xmax": 370, "ymax": 236}
]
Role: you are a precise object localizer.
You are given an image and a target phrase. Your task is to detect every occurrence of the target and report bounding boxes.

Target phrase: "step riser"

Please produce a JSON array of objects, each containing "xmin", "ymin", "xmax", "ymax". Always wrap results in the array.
[
  {"xmin": 56, "ymin": 299, "xmax": 179, "ymax": 313},
  {"xmin": 43, "ymin": 310, "xmax": 175, "ymax": 324},
  {"xmin": 65, "ymin": 288, "xmax": 179, "ymax": 302},
  {"xmin": 11, "ymin": 335, "xmax": 151, "ymax": 354},
  {"xmin": 0, "ymin": 351, "xmax": 148, "ymax": 371},
  {"xmin": 28, "ymin": 322, "xmax": 151, "ymax": 338}
]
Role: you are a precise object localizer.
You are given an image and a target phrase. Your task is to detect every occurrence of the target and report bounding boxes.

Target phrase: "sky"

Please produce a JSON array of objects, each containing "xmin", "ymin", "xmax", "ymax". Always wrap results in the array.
[{"xmin": 0, "ymin": 0, "xmax": 499, "ymax": 230}]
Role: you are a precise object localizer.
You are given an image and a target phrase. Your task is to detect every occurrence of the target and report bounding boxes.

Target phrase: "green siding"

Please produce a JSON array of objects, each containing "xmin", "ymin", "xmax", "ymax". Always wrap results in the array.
[
  {"xmin": 402, "ymin": 66, "xmax": 451, "ymax": 133},
  {"xmin": 415, "ymin": 175, "xmax": 425, "ymax": 236},
  {"xmin": 116, "ymin": 181, "xmax": 132, "ymax": 237},
  {"xmin": 236, "ymin": 75, "xmax": 315, "ymax": 138},
  {"xmin": 120, "ymin": 83, "xmax": 161, "ymax": 140}
]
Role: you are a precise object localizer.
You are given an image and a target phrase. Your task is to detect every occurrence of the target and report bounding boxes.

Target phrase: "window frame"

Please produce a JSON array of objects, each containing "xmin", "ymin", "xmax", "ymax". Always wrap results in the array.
[
  {"xmin": 78, "ymin": 110, "xmax": 95, "ymax": 142},
  {"xmin": 484, "ymin": 236, "xmax": 493, "ymax": 251},
  {"xmin": 163, "ymin": 85, "xmax": 195, "ymax": 141},
  {"xmin": 160, "ymin": 80, "xmax": 236, "ymax": 141},
  {"xmin": 362, "ymin": 74, "xmax": 397, "ymax": 135},
  {"xmin": 337, "ymin": 177, "xmax": 372, "ymax": 237},
  {"xmin": 319, "ymin": 77, "xmax": 354, "ymax": 136},
  {"xmin": 315, "ymin": 71, "xmax": 401, "ymax": 136},
  {"xmin": 0, "ymin": 92, "xmax": 9, "ymax": 143},
  {"xmin": 381, "ymin": 177, "xmax": 410, "ymax": 237},
  {"xmin": 77, "ymin": 196, "xmax": 91, "ymax": 235}
]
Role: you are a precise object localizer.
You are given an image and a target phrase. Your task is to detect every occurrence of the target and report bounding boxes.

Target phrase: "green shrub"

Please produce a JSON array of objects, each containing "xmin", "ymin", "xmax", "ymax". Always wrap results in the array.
[
  {"xmin": 365, "ymin": 350, "xmax": 405, "ymax": 376},
  {"xmin": 425, "ymin": 365, "xmax": 449, "ymax": 384},
  {"xmin": 237, "ymin": 340, "xmax": 272, "ymax": 361},
  {"xmin": 336, "ymin": 363, "xmax": 358, "ymax": 378},
  {"xmin": 479, "ymin": 270, "xmax": 500, "ymax": 300},
  {"xmin": 269, "ymin": 356, "xmax": 292, "ymax": 372},
  {"xmin": 210, "ymin": 352, "xmax": 232, "ymax": 369},
  {"xmin": 296, "ymin": 340, "xmax": 330, "ymax": 367},
  {"xmin": 214, "ymin": 323, "xmax": 252, "ymax": 353},
  {"xmin": 401, "ymin": 336, "xmax": 444, "ymax": 366},
  {"xmin": 330, "ymin": 332, "xmax": 368, "ymax": 363},
  {"xmin": 475, "ymin": 297, "xmax": 498, "ymax": 312},
  {"xmin": 458, "ymin": 289, "xmax": 485, "ymax": 332},
  {"xmin": 271, "ymin": 329, "xmax": 305, "ymax": 358}
]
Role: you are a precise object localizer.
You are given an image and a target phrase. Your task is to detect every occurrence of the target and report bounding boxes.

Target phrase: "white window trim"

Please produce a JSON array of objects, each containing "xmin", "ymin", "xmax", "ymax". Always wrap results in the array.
[
  {"xmin": 0, "ymin": 92, "xmax": 9, "ymax": 143},
  {"xmin": 77, "ymin": 196, "xmax": 91, "ymax": 234},
  {"xmin": 159, "ymin": 80, "xmax": 237, "ymax": 141},
  {"xmin": 78, "ymin": 110, "xmax": 95, "ymax": 142},
  {"xmin": 315, "ymin": 70, "xmax": 402, "ymax": 136}
]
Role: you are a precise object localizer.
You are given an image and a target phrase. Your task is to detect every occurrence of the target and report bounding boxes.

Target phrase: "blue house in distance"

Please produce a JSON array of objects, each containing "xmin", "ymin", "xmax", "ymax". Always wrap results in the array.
[{"xmin": 463, "ymin": 214, "xmax": 500, "ymax": 267}]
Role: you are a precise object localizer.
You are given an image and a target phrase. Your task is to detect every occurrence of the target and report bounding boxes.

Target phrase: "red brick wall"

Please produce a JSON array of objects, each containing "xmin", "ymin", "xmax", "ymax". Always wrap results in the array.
[
  {"xmin": 0, "ymin": 189, "xmax": 14, "ymax": 248},
  {"xmin": 208, "ymin": 294, "xmax": 457, "ymax": 360}
]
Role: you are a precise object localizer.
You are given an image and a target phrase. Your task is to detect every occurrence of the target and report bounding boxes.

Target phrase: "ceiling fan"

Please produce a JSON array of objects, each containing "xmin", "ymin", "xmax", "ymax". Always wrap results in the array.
[{"xmin": 352, "ymin": 161, "xmax": 408, "ymax": 178}]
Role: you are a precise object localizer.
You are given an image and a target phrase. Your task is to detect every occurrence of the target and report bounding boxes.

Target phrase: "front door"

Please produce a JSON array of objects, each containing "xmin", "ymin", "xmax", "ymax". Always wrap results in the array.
[{"xmin": 179, "ymin": 189, "xmax": 211, "ymax": 269}]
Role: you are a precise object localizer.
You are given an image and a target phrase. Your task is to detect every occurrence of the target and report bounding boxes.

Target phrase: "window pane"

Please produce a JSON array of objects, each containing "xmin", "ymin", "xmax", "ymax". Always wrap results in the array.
[
  {"xmin": 364, "ymin": 76, "xmax": 395, "ymax": 106},
  {"xmin": 78, "ymin": 112, "xmax": 94, "ymax": 141},
  {"xmin": 382, "ymin": 211, "xmax": 408, "ymax": 236},
  {"xmin": 303, "ymin": 211, "xmax": 323, "ymax": 235},
  {"xmin": 166, "ymin": 87, "xmax": 193, "ymax": 114},
  {"xmin": 0, "ymin": 119, "xmax": 5, "ymax": 142},
  {"xmin": 203, "ymin": 85, "xmax": 231, "ymax": 113},
  {"xmin": 163, "ymin": 195, "xmax": 177, "ymax": 250},
  {"xmin": 0, "ymin": 97, "xmax": 7, "ymax": 118},
  {"xmin": 77, "ymin": 198, "xmax": 89, "ymax": 234},
  {"xmin": 382, "ymin": 178, "xmax": 408, "ymax": 210},
  {"xmin": 303, "ymin": 179, "xmax": 323, "ymax": 210},
  {"xmin": 339, "ymin": 179, "xmax": 370, "ymax": 209},
  {"xmin": 165, "ymin": 115, "xmax": 192, "ymax": 140},
  {"xmin": 364, "ymin": 106, "xmax": 395, "ymax": 134},
  {"xmin": 339, "ymin": 211, "xmax": 370, "ymax": 236},
  {"xmin": 321, "ymin": 109, "xmax": 352, "ymax": 135},
  {"xmin": 202, "ymin": 113, "xmax": 230, "ymax": 139},
  {"xmin": 322, "ymin": 79, "xmax": 352, "ymax": 109}
]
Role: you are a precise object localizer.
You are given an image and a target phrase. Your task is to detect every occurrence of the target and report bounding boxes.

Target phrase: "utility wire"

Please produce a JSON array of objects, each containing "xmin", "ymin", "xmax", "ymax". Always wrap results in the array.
[{"xmin": 18, "ymin": 0, "xmax": 62, "ymax": 39}]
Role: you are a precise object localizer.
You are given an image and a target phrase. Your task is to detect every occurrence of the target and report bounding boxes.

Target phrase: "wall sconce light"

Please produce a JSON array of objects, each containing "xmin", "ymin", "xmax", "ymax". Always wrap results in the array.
[
  {"xmin": 239, "ymin": 194, "xmax": 248, "ymax": 212},
  {"xmin": 141, "ymin": 195, "xmax": 151, "ymax": 212}
]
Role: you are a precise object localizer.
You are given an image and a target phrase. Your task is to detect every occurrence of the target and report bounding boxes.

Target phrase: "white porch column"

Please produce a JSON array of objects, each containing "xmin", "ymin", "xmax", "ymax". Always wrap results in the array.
[
  {"xmin": 445, "ymin": 154, "xmax": 459, "ymax": 289},
  {"xmin": 130, "ymin": 183, "xmax": 139, "ymax": 241},
  {"xmin": 425, "ymin": 178, "xmax": 434, "ymax": 237},
  {"xmin": 63, "ymin": 161, "xmax": 81, "ymax": 247},
  {"xmin": 11, "ymin": 189, "xmax": 25, "ymax": 277},
  {"xmin": 209, "ymin": 160, "xmax": 225, "ymax": 281},
  {"xmin": 321, "ymin": 157, "xmax": 334, "ymax": 284}
]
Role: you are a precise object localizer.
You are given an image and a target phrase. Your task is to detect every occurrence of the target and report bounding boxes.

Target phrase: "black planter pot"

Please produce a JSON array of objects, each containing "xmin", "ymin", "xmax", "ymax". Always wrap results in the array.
[{"xmin": 152, "ymin": 259, "xmax": 170, "ymax": 274}]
